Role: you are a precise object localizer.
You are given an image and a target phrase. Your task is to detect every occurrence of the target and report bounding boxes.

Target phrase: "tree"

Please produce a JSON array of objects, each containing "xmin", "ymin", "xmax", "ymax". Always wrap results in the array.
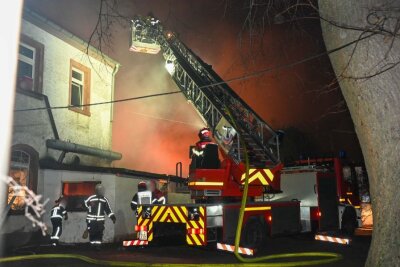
[{"xmin": 318, "ymin": 1, "xmax": 400, "ymax": 266}]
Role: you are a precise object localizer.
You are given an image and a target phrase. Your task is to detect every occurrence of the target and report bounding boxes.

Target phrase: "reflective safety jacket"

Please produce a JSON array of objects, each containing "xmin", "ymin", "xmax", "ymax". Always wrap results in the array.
[
  {"xmin": 84, "ymin": 195, "xmax": 115, "ymax": 222},
  {"xmin": 50, "ymin": 205, "xmax": 67, "ymax": 219},
  {"xmin": 131, "ymin": 190, "xmax": 152, "ymax": 211}
]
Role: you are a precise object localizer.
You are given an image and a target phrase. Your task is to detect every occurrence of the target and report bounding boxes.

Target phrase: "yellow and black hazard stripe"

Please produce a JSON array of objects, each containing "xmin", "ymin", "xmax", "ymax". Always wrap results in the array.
[
  {"xmin": 185, "ymin": 206, "xmax": 205, "ymax": 246},
  {"xmin": 240, "ymin": 168, "xmax": 274, "ymax": 186},
  {"xmin": 137, "ymin": 205, "xmax": 206, "ymax": 246}
]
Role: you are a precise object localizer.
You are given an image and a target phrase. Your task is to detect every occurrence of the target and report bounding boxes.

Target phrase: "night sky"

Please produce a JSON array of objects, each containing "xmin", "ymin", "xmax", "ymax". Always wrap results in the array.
[{"xmin": 24, "ymin": 0, "xmax": 363, "ymax": 175}]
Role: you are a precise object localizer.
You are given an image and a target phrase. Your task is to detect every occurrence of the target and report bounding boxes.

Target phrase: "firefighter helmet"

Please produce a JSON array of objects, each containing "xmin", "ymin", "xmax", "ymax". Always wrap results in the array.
[
  {"xmin": 138, "ymin": 181, "xmax": 147, "ymax": 192},
  {"xmin": 95, "ymin": 184, "xmax": 105, "ymax": 197},
  {"xmin": 198, "ymin": 127, "xmax": 211, "ymax": 140}
]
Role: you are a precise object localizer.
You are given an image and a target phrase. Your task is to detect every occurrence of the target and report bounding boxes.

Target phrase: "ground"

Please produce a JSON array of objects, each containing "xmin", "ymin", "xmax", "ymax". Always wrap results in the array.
[{"xmin": 2, "ymin": 234, "xmax": 370, "ymax": 266}]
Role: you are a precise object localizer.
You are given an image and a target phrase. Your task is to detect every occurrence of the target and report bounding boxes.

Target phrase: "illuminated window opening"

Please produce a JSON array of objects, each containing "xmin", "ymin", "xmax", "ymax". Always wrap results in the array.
[{"xmin": 62, "ymin": 181, "xmax": 100, "ymax": 211}]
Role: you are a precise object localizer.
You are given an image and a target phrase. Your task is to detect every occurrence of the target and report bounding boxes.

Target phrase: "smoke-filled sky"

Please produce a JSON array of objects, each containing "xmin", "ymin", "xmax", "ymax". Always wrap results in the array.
[{"xmin": 25, "ymin": 0, "xmax": 362, "ymax": 176}]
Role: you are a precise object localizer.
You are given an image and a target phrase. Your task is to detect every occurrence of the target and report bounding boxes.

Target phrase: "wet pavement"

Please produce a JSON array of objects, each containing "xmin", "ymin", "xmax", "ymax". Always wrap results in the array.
[{"xmin": 1, "ymin": 234, "xmax": 371, "ymax": 267}]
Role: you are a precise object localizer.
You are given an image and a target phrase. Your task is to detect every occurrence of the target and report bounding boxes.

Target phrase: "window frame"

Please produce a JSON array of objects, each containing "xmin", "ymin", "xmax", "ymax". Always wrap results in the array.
[
  {"xmin": 18, "ymin": 42, "xmax": 36, "ymax": 81},
  {"xmin": 7, "ymin": 145, "xmax": 39, "ymax": 215},
  {"xmin": 61, "ymin": 181, "xmax": 100, "ymax": 212},
  {"xmin": 17, "ymin": 35, "xmax": 44, "ymax": 93},
  {"xmin": 68, "ymin": 59, "xmax": 91, "ymax": 116}
]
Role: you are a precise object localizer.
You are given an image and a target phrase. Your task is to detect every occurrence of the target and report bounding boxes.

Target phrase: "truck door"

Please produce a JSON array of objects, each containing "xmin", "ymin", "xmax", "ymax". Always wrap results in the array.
[{"xmin": 317, "ymin": 173, "xmax": 339, "ymax": 231}]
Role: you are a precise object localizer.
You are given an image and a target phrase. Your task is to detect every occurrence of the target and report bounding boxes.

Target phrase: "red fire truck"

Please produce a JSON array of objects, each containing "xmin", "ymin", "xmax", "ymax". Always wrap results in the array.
[{"xmin": 123, "ymin": 16, "xmax": 364, "ymax": 253}]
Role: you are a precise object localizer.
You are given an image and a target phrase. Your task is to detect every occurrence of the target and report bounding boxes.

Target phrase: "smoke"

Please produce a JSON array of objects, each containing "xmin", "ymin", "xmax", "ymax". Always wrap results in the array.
[{"xmin": 24, "ymin": 0, "xmax": 363, "ymax": 176}]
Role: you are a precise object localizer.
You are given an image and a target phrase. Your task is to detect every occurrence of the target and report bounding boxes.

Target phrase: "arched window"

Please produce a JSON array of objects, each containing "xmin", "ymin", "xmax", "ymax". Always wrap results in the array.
[{"xmin": 8, "ymin": 145, "xmax": 38, "ymax": 213}]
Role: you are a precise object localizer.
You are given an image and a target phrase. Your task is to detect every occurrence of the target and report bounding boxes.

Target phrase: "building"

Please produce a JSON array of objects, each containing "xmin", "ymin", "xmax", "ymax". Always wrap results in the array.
[{"xmin": 2, "ymin": 9, "xmax": 188, "ymax": 248}]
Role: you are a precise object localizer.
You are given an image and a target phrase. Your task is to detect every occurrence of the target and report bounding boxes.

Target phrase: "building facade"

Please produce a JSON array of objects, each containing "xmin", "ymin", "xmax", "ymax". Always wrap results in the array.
[
  {"xmin": 3, "ymin": 8, "xmax": 123, "ymax": 245},
  {"xmin": 3, "ymin": 9, "xmax": 188, "ymax": 248}
]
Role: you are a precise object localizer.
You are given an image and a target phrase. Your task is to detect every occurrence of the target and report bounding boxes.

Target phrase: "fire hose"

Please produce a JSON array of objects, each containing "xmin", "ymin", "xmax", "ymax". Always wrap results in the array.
[
  {"xmin": 226, "ymin": 108, "xmax": 342, "ymax": 266},
  {"xmin": 0, "ymin": 114, "xmax": 342, "ymax": 267}
]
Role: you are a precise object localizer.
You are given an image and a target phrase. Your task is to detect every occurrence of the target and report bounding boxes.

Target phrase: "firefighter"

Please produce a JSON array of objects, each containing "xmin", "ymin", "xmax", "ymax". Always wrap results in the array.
[
  {"xmin": 195, "ymin": 127, "xmax": 215, "ymax": 152},
  {"xmin": 149, "ymin": 180, "xmax": 166, "ymax": 204},
  {"xmin": 50, "ymin": 196, "xmax": 68, "ymax": 246},
  {"xmin": 84, "ymin": 184, "xmax": 116, "ymax": 247},
  {"xmin": 191, "ymin": 127, "xmax": 219, "ymax": 169},
  {"xmin": 130, "ymin": 181, "xmax": 152, "ymax": 212}
]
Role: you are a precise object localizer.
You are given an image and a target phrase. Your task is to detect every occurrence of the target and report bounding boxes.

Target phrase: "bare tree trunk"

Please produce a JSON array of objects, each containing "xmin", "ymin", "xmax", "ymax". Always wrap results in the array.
[{"xmin": 319, "ymin": 1, "xmax": 400, "ymax": 266}]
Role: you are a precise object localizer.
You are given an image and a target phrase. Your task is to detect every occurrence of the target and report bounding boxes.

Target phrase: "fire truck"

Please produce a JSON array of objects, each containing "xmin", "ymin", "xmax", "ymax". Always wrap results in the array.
[{"xmin": 123, "ymin": 16, "xmax": 363, "ymax": 252}]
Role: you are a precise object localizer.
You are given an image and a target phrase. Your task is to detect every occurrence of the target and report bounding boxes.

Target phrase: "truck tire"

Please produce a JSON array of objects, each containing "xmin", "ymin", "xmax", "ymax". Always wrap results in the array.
[
  {"xmin": 241, "ymin": 217, "xmax": 266, "ymax": 249},
  {"xmin": 341, "ymin": 207, "xmax": 357, "ymax": 236}
]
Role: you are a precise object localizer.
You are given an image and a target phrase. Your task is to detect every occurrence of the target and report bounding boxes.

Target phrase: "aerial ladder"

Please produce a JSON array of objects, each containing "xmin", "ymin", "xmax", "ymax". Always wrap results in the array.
[
  {"xmin": 125, "ymin": 17, "xmax": 363, "ymax": 251},
  {"xmin": 130, "ymin": 16, "xmax": 284, "ymax": 200}
]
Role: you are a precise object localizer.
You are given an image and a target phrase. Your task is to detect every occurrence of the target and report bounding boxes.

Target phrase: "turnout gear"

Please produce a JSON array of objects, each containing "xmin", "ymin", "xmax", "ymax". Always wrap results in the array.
[
  {"xmin": 195, "ymin": 127, "xmax": 216, "ymax": 152},
  {"xmin": 84, "ymin": 193, "xmax": 116, "ymax": 245},
  {"xmin": 191, "ymin": 128, "xmax": 220, "ymax": 169},
  {"xmin": 131, "ymin": 181, "xmax": 152, "ymax": 212},
  {"xmin": 95, "ymin": 184, "xmax": 105, "ymax": 197},
  {"xmin": 50, "ymin": 199, "xmax": 68, "ymax": 245},
  {"xmin": 149, "ymin": 180, "xmax": 166, "ymax": 204}
]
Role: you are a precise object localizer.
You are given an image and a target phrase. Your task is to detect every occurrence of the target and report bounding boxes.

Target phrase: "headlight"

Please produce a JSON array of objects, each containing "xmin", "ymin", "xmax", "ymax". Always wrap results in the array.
[
  {"xmin": 188, "ymin": 207, "xmax": 200, "ymax": 221},
  {"xmin": 142, "ymin": 206, "xmax": 152, "ymax": 219}
]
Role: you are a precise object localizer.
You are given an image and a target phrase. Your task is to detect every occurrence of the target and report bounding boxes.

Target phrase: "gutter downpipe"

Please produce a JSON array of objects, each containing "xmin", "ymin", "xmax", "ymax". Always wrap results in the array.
[
  {"xmin": 109, "ymin": 63, "xmax": 120, "ymax": 165},
  {"xmin": 46, "ymin": 139, "xmax": 122, "ymax": 161}
]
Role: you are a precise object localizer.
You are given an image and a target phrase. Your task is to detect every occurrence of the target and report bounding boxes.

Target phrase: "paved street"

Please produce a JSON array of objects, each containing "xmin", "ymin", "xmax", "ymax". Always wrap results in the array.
[{"xmin": 2, "ymin": 234, "xmax": 371, "ymax": 267}]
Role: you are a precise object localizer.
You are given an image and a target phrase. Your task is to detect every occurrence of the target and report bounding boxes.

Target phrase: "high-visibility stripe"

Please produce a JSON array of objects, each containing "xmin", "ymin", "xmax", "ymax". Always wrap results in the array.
[
  {"xmin": 190, "ymin": 233, "xmax": 202, "ymax": 246},
  {"xmin": 241, "ymin": 168, "xmax": 273, "ymax": 186},
  {"xmin": 123, "ymin": 240, "xmax": 148, "ymax": 246},
  {"xmin": 244, "ymin": 206, "xmax": 271, "ymax": 212},
  {"xmin": 188, "ymin": 182, "xmax": 223, "ymax": 186},
  {"xmin": 315, "ymin": 234, "xmax": 350, "ymax": 245},
  {"xmin": 199, "ymin": 207, "xmax": 204, "ymax": 216},
  {"xmin": 264, "ymin": 169, "xmax": 274, "ymax": 180},
  {"xmin": 134, "ymin": 205, "xmax": 206, "ymax": 246},
  {"xmin": 186, "ymin": 235, "xmax": 193, "ymax": 245},
  {"xmin": 152, "ymin": 206, "xmax": 165, "ymax": 222},
  {"xmin": 216, "ymin": 243, "xmax": 254, "ymax": 256}
]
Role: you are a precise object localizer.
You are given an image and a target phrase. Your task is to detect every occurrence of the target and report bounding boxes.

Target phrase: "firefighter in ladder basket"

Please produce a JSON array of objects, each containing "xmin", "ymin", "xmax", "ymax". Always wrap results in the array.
[
  {"xmin": 84, "ymin": 184, "xmax": 116, "ymax": 248},
  {"xmin": 191, "ymin": 127, "xmax": 220, "ymax": 169}
]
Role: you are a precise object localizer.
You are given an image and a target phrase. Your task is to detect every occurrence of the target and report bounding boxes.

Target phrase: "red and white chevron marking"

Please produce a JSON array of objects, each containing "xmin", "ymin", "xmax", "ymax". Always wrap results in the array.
[
  {"xmin": 315, "ymin": 234, "xmax": 350, "ymax": 245},
  {"xmin": 216, "ymin": 243, "xmax": 254, "ymax": 256},
  {"xmin": 123, "ymin": 240, "xmax": 149, "ymax": 246}
]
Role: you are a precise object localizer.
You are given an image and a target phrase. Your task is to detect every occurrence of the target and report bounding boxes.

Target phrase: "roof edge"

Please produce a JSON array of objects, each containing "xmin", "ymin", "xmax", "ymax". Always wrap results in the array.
[{"xmin": 22, "ymin": 7, "xmax": 120, "ymax": 68}]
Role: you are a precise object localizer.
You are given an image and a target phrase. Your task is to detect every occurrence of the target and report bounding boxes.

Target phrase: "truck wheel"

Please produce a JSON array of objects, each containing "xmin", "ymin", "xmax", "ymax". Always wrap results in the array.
[
  {"xmin": 341, "ymin": 207, "xmax": 357, "ymax": 236},
  {"xmin": 241, "ymin": 217, "xmax": 266, "ymax": 249}
]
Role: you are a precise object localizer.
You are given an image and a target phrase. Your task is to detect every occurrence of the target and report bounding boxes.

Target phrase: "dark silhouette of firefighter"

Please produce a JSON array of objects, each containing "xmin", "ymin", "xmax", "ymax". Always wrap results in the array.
[
  {"xmin": 149, "ymin": 180, "xmax": 166, "ymax": 204},
  {"xmin": 50, "ymin": 196, "xmax": 68, "ymax": 246},
  {"xmin": 191, "ymin": 127, "xmax": 220, "ymax": 169},
  {"xmin": 84, "ymin": 184, "xmax": 116, "ymax": 247}
]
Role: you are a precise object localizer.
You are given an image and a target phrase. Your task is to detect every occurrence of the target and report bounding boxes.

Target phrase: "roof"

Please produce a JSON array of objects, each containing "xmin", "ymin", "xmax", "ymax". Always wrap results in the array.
[
  {"xmin": 40, "ymin": 160, "xmax": 186, "ymax": 184},
  {"xmin": 22, "ymin": 7, "xmax": 120, "ymax": 68}
]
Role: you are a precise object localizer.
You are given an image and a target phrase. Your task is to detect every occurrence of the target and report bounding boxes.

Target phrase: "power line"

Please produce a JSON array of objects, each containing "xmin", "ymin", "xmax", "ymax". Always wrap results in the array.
[
  {"xmin": 15, "ymin": 32, "xmax": 375, "ymax": 113},
  {"xmin": 14, "ymin": 91, "xmax": 181, "ymax": 112}
]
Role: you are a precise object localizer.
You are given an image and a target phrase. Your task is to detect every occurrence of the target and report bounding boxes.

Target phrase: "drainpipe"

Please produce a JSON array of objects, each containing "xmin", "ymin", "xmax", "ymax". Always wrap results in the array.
[
  {"xmin": 109, "ymin": 64, "xmax": 120, "ymax": 160},
  {"xmin": 46, "ymin": 139, "xmax": 122, "ymax": 161}
]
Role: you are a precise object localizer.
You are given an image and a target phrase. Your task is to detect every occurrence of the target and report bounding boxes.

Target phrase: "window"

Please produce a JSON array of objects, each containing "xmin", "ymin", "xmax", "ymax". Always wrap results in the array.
[
  {"xmin": 8, "ymin": 150, "xmax": 31, "ymax": 211},
  {"xmin": 7, "ymin": 145, "xmax": 39, "ymax": 214},
  {"xmin": 62, "ymin": 181, "xmax": 100, "ymax": 211},
  {"xmin": 16, "ymin": 35, "xmax": 44, "ymax": 93},
  {"xmin": 18, "ymin": 43, "xmax": 36, "ymax": 81},
  {"xmin": 69, "ymin": 60, "xmax": 91, "ymax": 116}
]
